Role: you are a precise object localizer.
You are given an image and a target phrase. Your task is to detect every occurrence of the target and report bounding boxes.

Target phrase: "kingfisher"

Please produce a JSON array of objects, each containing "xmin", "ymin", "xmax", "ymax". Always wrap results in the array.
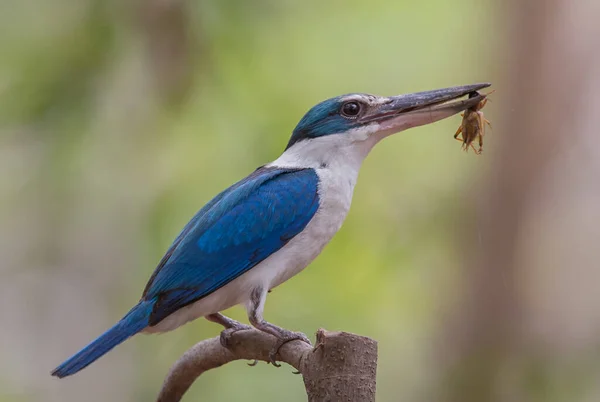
[{"xmin": 52, "ymin": 83, "xmax": 490, "ymax": 378}]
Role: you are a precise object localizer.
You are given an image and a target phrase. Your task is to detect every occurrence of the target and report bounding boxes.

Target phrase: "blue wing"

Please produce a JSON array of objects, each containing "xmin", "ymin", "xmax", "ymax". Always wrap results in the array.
[{"xmin": 142, "ymin": 167, "xmax": 320, "ymax": 326}]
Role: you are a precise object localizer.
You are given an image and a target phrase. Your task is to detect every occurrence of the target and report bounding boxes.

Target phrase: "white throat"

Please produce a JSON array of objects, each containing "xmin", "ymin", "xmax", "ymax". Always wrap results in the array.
[{"xmin": 269, "ymin": 125, "xmax": 388, "ymax": 173}]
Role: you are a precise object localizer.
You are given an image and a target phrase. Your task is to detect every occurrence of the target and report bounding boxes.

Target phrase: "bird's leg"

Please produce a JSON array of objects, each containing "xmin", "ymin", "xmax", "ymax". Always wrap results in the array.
[
  {"xmin": 205, "ymin": 313, "xmax": 252, "ymax": 348},
  {"xmin": 246, "ymin": 287, "xmax": 312, "ymax": 367}
]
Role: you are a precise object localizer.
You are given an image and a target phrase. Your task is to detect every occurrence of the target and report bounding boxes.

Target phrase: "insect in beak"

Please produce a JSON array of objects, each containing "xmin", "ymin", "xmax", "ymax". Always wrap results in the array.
[{"xmin": 453, "ymin": 90, "xmax": 494, "ymax": 154}]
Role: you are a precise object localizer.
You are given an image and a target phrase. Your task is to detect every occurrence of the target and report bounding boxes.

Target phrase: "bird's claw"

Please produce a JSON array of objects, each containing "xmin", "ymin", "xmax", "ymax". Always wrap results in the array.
[
  {"xmin": 268, "ymin": 331, "xmax": 312, "ymax": 367},
  {"xmin": 219, "ymin": 323, "xmax": 253, "ymax": 348}
]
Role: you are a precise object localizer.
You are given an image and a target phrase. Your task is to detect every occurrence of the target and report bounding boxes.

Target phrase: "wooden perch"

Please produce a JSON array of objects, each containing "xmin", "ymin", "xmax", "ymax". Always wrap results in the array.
[{"xmin": 156, "ymin": 328, "xmax": 378, "ymax": 402}]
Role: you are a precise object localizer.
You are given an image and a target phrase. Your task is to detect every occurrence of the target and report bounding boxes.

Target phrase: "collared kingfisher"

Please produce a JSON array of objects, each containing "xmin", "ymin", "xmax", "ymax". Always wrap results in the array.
[{"xmin": 52, "ymin": 83, "xmax": 490, "ymax": 378}]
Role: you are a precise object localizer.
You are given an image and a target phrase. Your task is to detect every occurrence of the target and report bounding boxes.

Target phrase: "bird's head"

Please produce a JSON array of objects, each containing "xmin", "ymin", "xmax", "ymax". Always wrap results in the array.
[{"xmin": 286, "ymin": 83, "xmax": 491, "ymax": 153}]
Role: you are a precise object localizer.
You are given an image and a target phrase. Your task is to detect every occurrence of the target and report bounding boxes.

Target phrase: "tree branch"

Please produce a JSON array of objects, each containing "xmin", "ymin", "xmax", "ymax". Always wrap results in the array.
[{"xmin": 156, "ymin": 328, "xmax": 377, "ymax": 402}]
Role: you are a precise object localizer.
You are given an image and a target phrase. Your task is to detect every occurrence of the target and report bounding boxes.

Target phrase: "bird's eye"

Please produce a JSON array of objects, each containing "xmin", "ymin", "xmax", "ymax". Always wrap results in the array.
[{"xmin": 341, "ymin": 101, "xmax": 361, "ymax": 118}]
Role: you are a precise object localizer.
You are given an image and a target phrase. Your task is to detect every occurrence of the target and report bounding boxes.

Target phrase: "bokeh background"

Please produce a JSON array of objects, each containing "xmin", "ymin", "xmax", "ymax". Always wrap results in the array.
[{"xmin": 2, "ymin": 0, "xmax": 600, "ymax": 401}]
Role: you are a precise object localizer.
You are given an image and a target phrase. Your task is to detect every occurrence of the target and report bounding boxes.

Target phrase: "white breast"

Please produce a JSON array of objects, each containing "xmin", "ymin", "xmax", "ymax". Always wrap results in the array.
[
  {"xmin": 264, "ymin": 164, "xmax": 357, "ymax": 289},
  {"xmin": 146, "ymin": 131, "xmax": 378, "ymax": 333}
]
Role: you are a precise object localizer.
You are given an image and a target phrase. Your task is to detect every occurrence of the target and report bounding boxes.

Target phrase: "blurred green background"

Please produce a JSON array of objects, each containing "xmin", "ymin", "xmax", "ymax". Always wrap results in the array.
[{"xmin": 0, "ymin": 0, "xmax": 500, "ymax": 401}]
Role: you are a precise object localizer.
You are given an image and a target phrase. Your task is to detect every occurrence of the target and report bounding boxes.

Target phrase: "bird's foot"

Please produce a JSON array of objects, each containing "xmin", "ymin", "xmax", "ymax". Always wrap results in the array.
[
  {"xmin": 205, "ymin": 313, "xmax": 253, "ymax": 349},
  {"xmin": 219, "ymin": 322, "xmax": 253, "ymax": 348},
  {"xmin": 268, "ymin": 330, "xmax": 312, "ymax": 367}
]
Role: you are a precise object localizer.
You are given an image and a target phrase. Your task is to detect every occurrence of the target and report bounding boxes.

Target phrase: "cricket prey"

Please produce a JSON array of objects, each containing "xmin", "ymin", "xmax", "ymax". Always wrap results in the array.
[{"xmin": 454, "ymin": 90, "xmax": 494, "ymax": 154}]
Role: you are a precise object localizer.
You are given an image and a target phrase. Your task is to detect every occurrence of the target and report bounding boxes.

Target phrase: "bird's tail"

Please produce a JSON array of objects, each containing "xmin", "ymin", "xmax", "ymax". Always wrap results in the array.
[{"xmin": 51, "ymin": 300, "xmax": 154, "ymax": 378}]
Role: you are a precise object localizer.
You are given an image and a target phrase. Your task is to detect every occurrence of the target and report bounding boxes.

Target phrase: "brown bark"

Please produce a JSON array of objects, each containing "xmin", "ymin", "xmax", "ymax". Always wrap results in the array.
[
  {"xmin": 302, "ymin": 330, "xmax": 378, "ymax": 402},
  {"xmin": 156, "ymin": 329, "xmax": 377, "ymax": 402}
]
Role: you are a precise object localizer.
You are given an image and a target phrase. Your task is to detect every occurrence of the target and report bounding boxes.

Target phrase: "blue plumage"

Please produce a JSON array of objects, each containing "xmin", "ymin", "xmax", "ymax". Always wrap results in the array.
[
  {"xmin": 286, "ymin": 94, "xmax": 369, "ymax": 149},
  {"xmin": 144, "ymin": 167, "xmax": 320, "ymax": 325},
  {"xmin": 52, "ymin": 167, "xmax": 320, "ymax": 377},
  {"xmin": 51, "ymin": 300, "xmax": 154, "ymax": 378}
]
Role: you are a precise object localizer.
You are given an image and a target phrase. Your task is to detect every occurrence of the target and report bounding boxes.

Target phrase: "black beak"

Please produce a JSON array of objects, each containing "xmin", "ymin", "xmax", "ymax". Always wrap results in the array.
[
  {"xmin": 367, "ymin": 83, "xmax": 491, "ymax": 121},
  {"xmin": 364, "ymin": 83, "xmax": 492, "ymax": 135}
]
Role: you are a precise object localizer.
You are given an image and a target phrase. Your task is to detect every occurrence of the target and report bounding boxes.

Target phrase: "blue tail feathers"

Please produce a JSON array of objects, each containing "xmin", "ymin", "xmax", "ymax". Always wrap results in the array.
[{"xmin": 51, "ymin": 300, "xmax": 154, "ymax": 378}]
